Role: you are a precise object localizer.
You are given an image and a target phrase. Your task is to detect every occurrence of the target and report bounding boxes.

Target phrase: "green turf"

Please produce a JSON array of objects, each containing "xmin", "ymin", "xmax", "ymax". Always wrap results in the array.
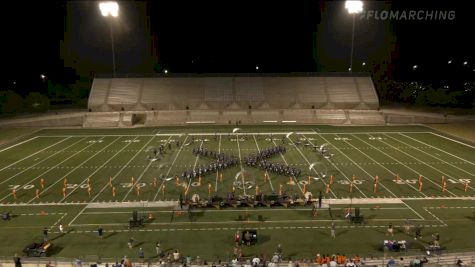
[{"xmin": 0, "ymin": 125, "xmax": 474, "ymax": 260}]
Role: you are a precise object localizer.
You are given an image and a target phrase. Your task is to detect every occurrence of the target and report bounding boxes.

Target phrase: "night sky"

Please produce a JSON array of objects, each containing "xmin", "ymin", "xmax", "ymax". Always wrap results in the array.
[{"xmin": 0, "ymin": 1, "xmax": 473, "ymax": 96}]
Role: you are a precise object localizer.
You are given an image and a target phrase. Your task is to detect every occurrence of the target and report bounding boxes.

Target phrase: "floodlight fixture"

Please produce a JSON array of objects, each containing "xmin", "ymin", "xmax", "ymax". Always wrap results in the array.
[
  {"xmin": 345, "ymin": 1, "xmax": 363, "ymax": 72},
  {"xmin": 99, "ymin": 1, "xmax": 119, "ymax": 77},
  {"xmin": 99, "ymin": 1, "xmax": 119, "ymax": 17},
  {"xmin": 345, "ymin": 1, "xmax": 363, "ymax": 14}
]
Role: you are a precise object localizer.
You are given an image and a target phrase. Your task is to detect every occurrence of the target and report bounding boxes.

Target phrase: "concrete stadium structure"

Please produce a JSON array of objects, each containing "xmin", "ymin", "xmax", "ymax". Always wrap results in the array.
[{"xmin": 84, "ymin": 73, "xmax": 385, "ymax": 127}]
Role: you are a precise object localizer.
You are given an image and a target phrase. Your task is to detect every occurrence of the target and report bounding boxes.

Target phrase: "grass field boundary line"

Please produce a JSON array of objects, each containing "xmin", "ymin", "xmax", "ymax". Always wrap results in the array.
[
  {"xmin": 153, "ymin": 135, "xmax": 189, "ymax": 201},
  {"xmin": 35, "ymin": 131, "xmax": 433, "ymax": 138},
  {"xmin": 215, "ymin": 134, "xmax": 221, "ymax": 192},
  {"xmin": 1, "ymin": 196, "xmax": 474, "ymax": 207},
  {"xmin": 0, "ymin": 137, "xmax": 81, "ymax": 186},
  {"xmin": 25, "ymin": 136, "xmax": 116, "ymax": 203},
  {"xmin": 121, "ymin": 135, "xmax": 173, "ymax": 201},
  {"xmin": 428, "ymin": 131, "xmax": 475, "ymax": 149},
  {"xmin": 18, "ymin": 212, "xmax": 66, "ymax": 216},
  {"xmin": 0, "ymin": 137, "xmax": 71, "ymax": 174},
  {"xmin": 253, "ymin": 134, "xmax": 274, "ymax": 192},
  {"xmin": 68, "ymin": 218, "xmax": 428, "ymax": 228},
  {"xmin": 426, "ymin": 206, "xmax": 475, "ymax": 209},
  {"xmin": 401, "ymin": 133, "xmax": 475, "ymax": 166},
  {"xmin": 53, "ymin": 222, "xmax": 450, "ymax": 234},
  {"xmin": 346, "ymin": 134, "xmax": 428, "ymax": 198},
  {"xmin": 423, "ymin": 207, "xmax": 448, "ymax": 226},
  {"xmin": 303, "ymin": 133, "xmax": 365, "ymax": 197},
  {"xmin": 355, "ymin": 134, "xmax": 457, "ymax": 197},
  {"xmin": 397, "ymin": 133, "xmax": 475, "ymax": 174},
  {"xmin": 59, "ymin": 136, "xmax": 136, "ymax": 202},
  {"xmin": 67, "ymin": 136, "xmax": 157, "ymax": 226},
  {"xmin": 386, "ymin": 134, "xmax": 475, "ymax": 190},
  {"xmin": 81, "ymin": 207, "xmax": 412, "ymax": 215},
  {"xmin": 0, "ymin": 136, "xmax": 38, "ymax": 154},
  {"xmin": 271, "ymin": 139, "xmax": 308, "ymax": 197},
  {"xmin": 373, "ymin": 134, "xmax": 460, "ymax": 197}
]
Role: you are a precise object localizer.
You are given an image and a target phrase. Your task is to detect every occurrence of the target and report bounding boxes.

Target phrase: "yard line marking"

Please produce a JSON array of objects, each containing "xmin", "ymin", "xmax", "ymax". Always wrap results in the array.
[
  {"xmin": 371, "ymin": 134, "xmax": 458, "ymax": 197},
  {"xmin": 153, "ymin": 135, "xmax": 189, "ymax": 201},
  {"xmin": 345, "ymin": 134, "xmax": 428, "ymax": 198},
  {"xmin": 49, "ymin": 212, "xmax": 68, "ymax": 231},
  {"xmin": 353, "ymin": 134, "xmax": 457, "ymax": 197},
  {"xmin": 0, "ymin": 137, "xmax": 71, "ymax": 174},
  {"xmin": 215, "ymin": 134, "xmax": 221, "ymax": 192},
  {"xmin": 122, "ymin": 135, "xmax": 173, "ymax": 201},
  {"xmin": 185, "ymin": 139, "xmax": 203, "ymax": 197},
  {"xmin": 423, "ymin": 207, "xmax": 447, "ymax": 226},
  {"xmin": 0, "ymin": 137, "xmax": 92, "ymax": 201},
  {"xmin": 60, "ymin": 136, "xmax": 135, "ymax": 202},
  {"xmin": 30, "ymin": 136, "xmax": 122, "ymax": 203},
  {"xmin": 0, "ymin": 136, "xmax": 38, "ymax": 153},
  {"xmin": 27, "ymin": 137, "xmax": 120, "ymax": 204},
  {"xmin": 273, "ymin": 138, "xmax": 311, "ymax": 197},
  {"xmin": 253, "ymin": 134, "xmax": 274, "ymax": 192},
  {"xmin": 393, "ymin": 134, "xmax": 475, "ymax": 186},
  {"xmin": 306, "ymin": 133, "xmax": 368, "ymax": 198},
  {"xmin": 185, "ymin": 140, "xmax": 203, "ymax": 195},
  {"xmin": 0, "ymin": 137, "xmax": 82, "ymax": 185},
  {"xmin": 68, "ymin": 136, "xmax": 157, "ymax": 226},
  {"xmin": 236, "ymin": 133, "xmax": 247, "ymax": 196},
  {"xmin": 330, "ymin": 133, "xmax": 409, "ymax": 201}
]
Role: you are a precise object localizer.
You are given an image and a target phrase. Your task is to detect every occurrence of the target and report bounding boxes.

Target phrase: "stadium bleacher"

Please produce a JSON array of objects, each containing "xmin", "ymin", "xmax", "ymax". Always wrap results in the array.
[{"xmin": 85, "ymin": 74, "xmax": 382, "ymax": 127}]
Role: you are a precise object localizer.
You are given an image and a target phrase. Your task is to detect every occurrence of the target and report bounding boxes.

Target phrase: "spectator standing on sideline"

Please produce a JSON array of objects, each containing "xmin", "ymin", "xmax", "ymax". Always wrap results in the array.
[
  {"xmin": 43, "ymin": 227, "xmax": 49, "ymax": 242},
  {"xmin": 13, "ymin": 254, "xmax": 22, "ymax": 267},
  {"xmin": 432, "ymin": 232, "xmax": 440, "ymax": 246},
  {"xmin": 234, "ymin": 230, "xmax": 241, "ymax": 246},
  {"xmin": 276, "ymin": 244, "xmax": 283, "ymax": 260},
  {"xmin": 415, "ymin": 225, "xmax": 422, "ymax": 240},
  {"xmin": 98, "ymin": 226, "xmax": 103, "ymax": 239},
  {"xmin": 387, "ymin": 222, "xmax": 394, "ymax": 237},
  {"xmin": 138, "ymin": 247, "xmax": 145, "ymax": 262},
  {"xmin": 155, "ymin": 241, "xmax": 161, "ymax": 257},
  {"xmin": 331, "ymin": 222, "xmax": 336, "ymax": 238}
]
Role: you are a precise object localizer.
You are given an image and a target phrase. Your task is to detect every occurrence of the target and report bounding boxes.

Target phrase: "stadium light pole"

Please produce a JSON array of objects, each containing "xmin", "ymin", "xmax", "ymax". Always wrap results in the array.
[
  {"xmin": 99, "ymin": 1, "xmax": 119, "ymax": 78},
  {"xmin": 345, "ymin": 1, "xmax": 363, "ymax": 72}
]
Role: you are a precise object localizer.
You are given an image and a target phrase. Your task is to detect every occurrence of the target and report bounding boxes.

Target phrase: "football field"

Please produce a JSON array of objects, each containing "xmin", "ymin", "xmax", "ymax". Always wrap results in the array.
[{"xmin": 0, "ymin": 125, "xmax": 474, "ymax": 260}]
